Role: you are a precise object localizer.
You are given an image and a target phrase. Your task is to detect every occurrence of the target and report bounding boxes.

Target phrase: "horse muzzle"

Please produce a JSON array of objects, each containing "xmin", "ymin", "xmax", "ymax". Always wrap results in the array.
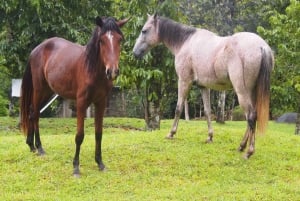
[
  {"xmin": 133, "ymin": 50, "xmax": 144, "ymax": 59},
  {"xmin": 133, "ymin": 43, "xmax": 147, "ymax": 59},
  {"xmin": 106, "ymin": 67, "xmax": 119, "ymax": 80}
]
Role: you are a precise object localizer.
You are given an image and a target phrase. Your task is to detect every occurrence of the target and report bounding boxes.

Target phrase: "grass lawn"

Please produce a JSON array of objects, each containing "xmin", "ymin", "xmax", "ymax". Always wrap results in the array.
[{"xmin": 0, "ymin": 117, "xmax": 299, "ymax": 200}]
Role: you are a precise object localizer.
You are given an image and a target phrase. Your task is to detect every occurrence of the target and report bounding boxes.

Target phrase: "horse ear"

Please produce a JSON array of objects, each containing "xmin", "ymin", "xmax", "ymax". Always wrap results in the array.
[
  {"xmin": 117, "ymin": 18, "xmax": 130, "ymax": 28},
  {"xmin": 153, "ymin": 13, "xmax": 158, "ymax": 25},
  {"xmin": 95, "ymin": 16, "xmax": 103, "ymax": 27}
]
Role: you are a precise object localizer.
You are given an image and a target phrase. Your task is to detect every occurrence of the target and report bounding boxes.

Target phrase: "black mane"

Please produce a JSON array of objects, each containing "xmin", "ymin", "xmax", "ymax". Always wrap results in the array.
[
  {"xmin": 85, "ymin": 17, "xmax": 123, "ymax": 73},
  {"xmin": 158, "ymin": 17, "xmax": 196, "ymax": 48}
]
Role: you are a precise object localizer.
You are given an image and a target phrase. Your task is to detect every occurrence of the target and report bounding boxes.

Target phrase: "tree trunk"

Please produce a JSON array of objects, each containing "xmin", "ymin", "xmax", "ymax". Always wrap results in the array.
[
  {"xmin": 216, "ymin": 91, "xmax": 226, "ymax": 123},
  {"xmin": 144, "ymin": 100, "xmax": 160, "ymax": 130},
  {"xmin": 184, "ymin": 99, "xmax": 190, "ymax": 121},
  {"xmin": 143, "ymin": 88, "xmax": 160, "ymax": 130},
  {"xmin": 295, "ymin": 104, "xmax": 300, "ymax": 135}
]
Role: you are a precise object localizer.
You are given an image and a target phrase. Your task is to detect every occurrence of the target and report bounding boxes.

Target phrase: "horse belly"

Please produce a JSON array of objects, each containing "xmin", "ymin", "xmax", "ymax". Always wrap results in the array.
[
  {"xmin": 44, "ymin": 61, "xmax": 78, "ymax": 99},
  {"xmin": 193, "ymin": 60, "xmax": 232, "ymax": 91}
]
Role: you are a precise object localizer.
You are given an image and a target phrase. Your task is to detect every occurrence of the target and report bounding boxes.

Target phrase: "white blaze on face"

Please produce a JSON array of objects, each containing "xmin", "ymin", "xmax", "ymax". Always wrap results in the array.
[{"xmin": 106, "ymin": 31, "xmax": 114, "ymax": 54}]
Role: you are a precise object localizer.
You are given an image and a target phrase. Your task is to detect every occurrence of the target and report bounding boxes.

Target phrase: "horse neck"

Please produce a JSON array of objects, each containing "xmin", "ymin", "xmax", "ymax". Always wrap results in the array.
[
  {"xmin": 84, "ymin": 45, "xmax": 106, "ymax": 77},
  {"xmin": 158, "ymin": 18, "xmax": 196, "ymax": 55}
]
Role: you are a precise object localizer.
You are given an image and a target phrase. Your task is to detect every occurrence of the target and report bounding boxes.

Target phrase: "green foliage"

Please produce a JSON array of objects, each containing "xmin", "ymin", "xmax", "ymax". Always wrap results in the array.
[
  {"xmin": 0, "ymin": 1, "xmax": 112, "ymax": 77},
  {"xmin": 258, "ymin": 0, "xmax": 300, "ymax": 115},
  {"xmin": 0, "ymin": 56, "xmax": 10, "ymax": 116},
  {"xmin": 0, "ymin": 117, "xmax": 299, "ymax": 200},
  {"xmin": 232, "ymin": 106, "xmax": 245, "ymax": 121},
  {"xmin": 0, "ymin": 95, "xmax": 8, "ymax": 116},
  {"xmin": 111, "ymin": 0, "xmax": 185, "ymax": 124},
  {"xmin": 0, "ymin": 0, "xmax": 298, "ymax": 121}
]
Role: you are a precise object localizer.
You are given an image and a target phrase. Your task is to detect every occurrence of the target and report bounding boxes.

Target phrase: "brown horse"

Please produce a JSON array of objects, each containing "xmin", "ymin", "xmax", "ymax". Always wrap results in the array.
[
  {"xmin": 133, "ymin": 14, "xmax": 274, "ymax": 159},
  {"xmin": 20, "ymin": 16, "xmax": 128, "ymax": 176}
]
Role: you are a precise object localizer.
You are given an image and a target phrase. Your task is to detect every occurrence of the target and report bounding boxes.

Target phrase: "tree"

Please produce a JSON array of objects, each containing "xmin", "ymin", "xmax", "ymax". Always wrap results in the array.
[
  {"xmin": 112, "ymin": 0, "xmax": 184, "ymax": 130},
  {"xmin": 0, "ymin": 0, "xmax": 112, "ymax": 116},
  {"xmin": 258, "ymin": 0, "xmax": 300, "ymax": 132}
]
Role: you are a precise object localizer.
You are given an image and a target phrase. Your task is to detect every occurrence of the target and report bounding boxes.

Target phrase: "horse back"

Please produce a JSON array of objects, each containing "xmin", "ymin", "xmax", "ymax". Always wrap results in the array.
[{"xmin": 177, "ymin": 30, "xmax": 231, "ymax": 89}]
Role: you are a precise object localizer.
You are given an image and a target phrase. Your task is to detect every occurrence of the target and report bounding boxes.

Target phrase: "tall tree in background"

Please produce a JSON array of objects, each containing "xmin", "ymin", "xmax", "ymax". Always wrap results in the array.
[
  {"xmin": 0, "ymin": 1, "xmax": 112, "ymax": 116},
  {"xmin": 181, "ymin": 0, "xmax": 291, "ymax": 121},
  {"xmin": 0, "ymin": 1, "xmax": 111, "ymax": 78},
  {"xmin": 112, "ymin": 0, "xmax": 184, "ymax": 130},
  {"xmin": 258, "ymin": 0, "xmax": 300, "ymax": 133}
]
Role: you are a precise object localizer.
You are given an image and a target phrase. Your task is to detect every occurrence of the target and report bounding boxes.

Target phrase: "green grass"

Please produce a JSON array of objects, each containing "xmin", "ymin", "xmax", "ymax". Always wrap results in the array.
[{"xmin": 0, "ymin": 117, "xmax": 299, "ymax": 200}]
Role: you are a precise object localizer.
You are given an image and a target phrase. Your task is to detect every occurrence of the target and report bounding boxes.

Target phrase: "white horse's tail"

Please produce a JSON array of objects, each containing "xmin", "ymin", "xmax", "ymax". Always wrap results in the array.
[{"xmin": 256, "ymin": 47, "xmax": 274, "ymax": 134}]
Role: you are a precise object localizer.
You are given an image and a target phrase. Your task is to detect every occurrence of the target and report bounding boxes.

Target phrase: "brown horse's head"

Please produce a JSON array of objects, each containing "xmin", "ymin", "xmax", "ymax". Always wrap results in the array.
[{"xmin": 86, "ymin": 17, "xmax": 129, "ymax": 80}]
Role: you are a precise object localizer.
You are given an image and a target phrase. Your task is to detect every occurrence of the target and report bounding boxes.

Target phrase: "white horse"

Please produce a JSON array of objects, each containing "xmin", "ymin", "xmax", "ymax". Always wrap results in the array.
[{"xmin": 133, "ymin": 14, "xmax": 274, "ymax": 158}]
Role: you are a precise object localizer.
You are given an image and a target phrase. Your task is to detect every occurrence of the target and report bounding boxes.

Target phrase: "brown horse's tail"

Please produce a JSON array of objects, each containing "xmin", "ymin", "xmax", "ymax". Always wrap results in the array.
[
  {"xmin": 256, "ymin": 47, "xmax": 274, "ymax": 134},
  {"xmin": 20, "ymin": 62, "xmax": 33, "ymax": 136}
]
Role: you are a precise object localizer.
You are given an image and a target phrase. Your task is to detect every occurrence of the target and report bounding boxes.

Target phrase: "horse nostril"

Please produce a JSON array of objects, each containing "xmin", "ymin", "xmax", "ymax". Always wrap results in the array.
[
  {"xmin": 115, "ymin": 69, "xmax": 119, "ymax": 76},
  {"xmin": 106, "ymin": 69, "xmax": 112, "ymax": 79}
]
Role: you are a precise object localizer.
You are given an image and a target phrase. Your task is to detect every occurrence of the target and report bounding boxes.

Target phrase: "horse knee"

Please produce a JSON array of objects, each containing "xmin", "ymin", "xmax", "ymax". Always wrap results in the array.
[
  {"xmin": 75, "ymin": 133, "xmax": 84, "ymax": 145},
  {"xmin": 247, "ymin": 112, "xmax": 257, "ymax": 131}
]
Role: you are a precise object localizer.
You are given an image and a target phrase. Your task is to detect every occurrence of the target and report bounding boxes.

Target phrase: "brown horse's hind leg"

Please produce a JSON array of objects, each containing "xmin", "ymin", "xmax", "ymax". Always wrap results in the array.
[
  {"xmin": 26, "ymin": 108, "xmax": 36, "ymax": 152},
  {"xmin": 34, "ymin": 124, "xmax": 45, "ymax": 155},
  {"xmin": 31, "ymin": 92, "xmax": 51, "ymax": 156}
]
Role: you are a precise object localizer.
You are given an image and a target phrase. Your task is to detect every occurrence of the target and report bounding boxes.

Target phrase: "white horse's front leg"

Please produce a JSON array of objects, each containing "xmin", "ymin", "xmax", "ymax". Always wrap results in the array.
[
  {"xmin": 201, "ymin": 88, "xmax": 214, "ymax": 143},
  {"xmin": 167, "ymin": 79, "xmax": 191, "ymax": 139}
]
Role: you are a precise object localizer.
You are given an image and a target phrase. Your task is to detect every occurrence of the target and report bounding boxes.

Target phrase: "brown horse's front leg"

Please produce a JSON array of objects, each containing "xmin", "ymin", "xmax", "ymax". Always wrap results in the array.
[
  {"xmin": 95, "ymin": 131, "xmax": 105, "ymax": 170},
  {"xmin": 73, "ymin": 107, "xmax": 85, "ymax": 177},
  {"xmin": 94, "ymin": 102, "xmax": 106, "ymax": 171}
]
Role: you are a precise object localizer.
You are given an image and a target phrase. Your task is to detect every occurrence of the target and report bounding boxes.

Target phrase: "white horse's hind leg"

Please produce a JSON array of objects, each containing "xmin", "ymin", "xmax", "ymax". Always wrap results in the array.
[
  {"xmin": 235, "ymin": 93, "xmax": 257, "ymax": 159},
  {"xmin": 201, "ymin": 88, "xmax": 214, "ymax": 143},
  {"xmin": 244, "ymin": 110, "xmax": 257, "ymax": 158},
  {"xmin": 167, "ymin": 79, "xmax": 192, "ymax": 139}
]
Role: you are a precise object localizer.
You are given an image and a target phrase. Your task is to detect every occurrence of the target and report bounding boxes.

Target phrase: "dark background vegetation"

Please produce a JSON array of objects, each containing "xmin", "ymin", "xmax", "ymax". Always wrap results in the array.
[{"xmin": 0, "ymin": 0, "xmax": 299, "ymax": 129}]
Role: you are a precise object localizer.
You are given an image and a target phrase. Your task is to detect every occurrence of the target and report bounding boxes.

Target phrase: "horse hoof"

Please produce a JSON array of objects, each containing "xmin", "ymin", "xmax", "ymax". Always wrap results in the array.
[
  {"xmin": 73, "ymin": 168, "xmax": 80, "ymax": 177},
  {"xmin": 166, "ymin": 134, "xmax": 174, "ymax": 139},
  {"xmin": 37, "ymin": 148, "xmax": 46, "ymax": 156},
  {"xmin": 238, "ymin": 146, "xmax": 245, "ymax": 152},
  {"xmin": 98, "ymin": 163, "xmax": 106, "ymax": 171},
  {"xmin": 206, "ymin": 138, "xmax": 213, "ymax": 143},
  {"xmin": 243, "ymin": 152, "xmax": 253, "ymax": 160},
  {"xmin": 29, "ymin": 147, "xmax": 37, "ymax": 153}
]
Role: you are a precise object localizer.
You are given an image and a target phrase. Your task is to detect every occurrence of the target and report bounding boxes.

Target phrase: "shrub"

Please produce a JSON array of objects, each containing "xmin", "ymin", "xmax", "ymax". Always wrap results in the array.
[
  {"xmin": 232, "ymin": 106, "xmax": 245, "ymax": 121},
  {"xmin": 0, "ymin": 95, "xmax": 8, "ymax": 116}
]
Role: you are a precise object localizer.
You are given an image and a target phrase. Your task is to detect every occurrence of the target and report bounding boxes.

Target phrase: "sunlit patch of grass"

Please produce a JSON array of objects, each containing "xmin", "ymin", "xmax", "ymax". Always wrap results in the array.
[{"xmin": 0, "ymin": 117, "xmax": 299, "ymax": 200}]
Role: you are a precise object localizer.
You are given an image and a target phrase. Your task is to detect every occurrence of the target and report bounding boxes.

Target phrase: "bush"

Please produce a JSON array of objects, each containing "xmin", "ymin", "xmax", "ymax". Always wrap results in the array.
[
  {"xmin": 0, "ymin": 95, "xmax": 8, "ymax": 116},
  {"xmin": 232, "ymin": 106, "xmax": 245, "ymax": 121}
]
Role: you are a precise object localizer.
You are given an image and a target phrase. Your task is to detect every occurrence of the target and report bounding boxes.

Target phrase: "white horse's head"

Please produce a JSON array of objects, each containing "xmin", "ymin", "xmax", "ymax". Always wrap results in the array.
[{"xmin": 133, "ymin": 14, "xmax": 159, "ymax": 59}]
